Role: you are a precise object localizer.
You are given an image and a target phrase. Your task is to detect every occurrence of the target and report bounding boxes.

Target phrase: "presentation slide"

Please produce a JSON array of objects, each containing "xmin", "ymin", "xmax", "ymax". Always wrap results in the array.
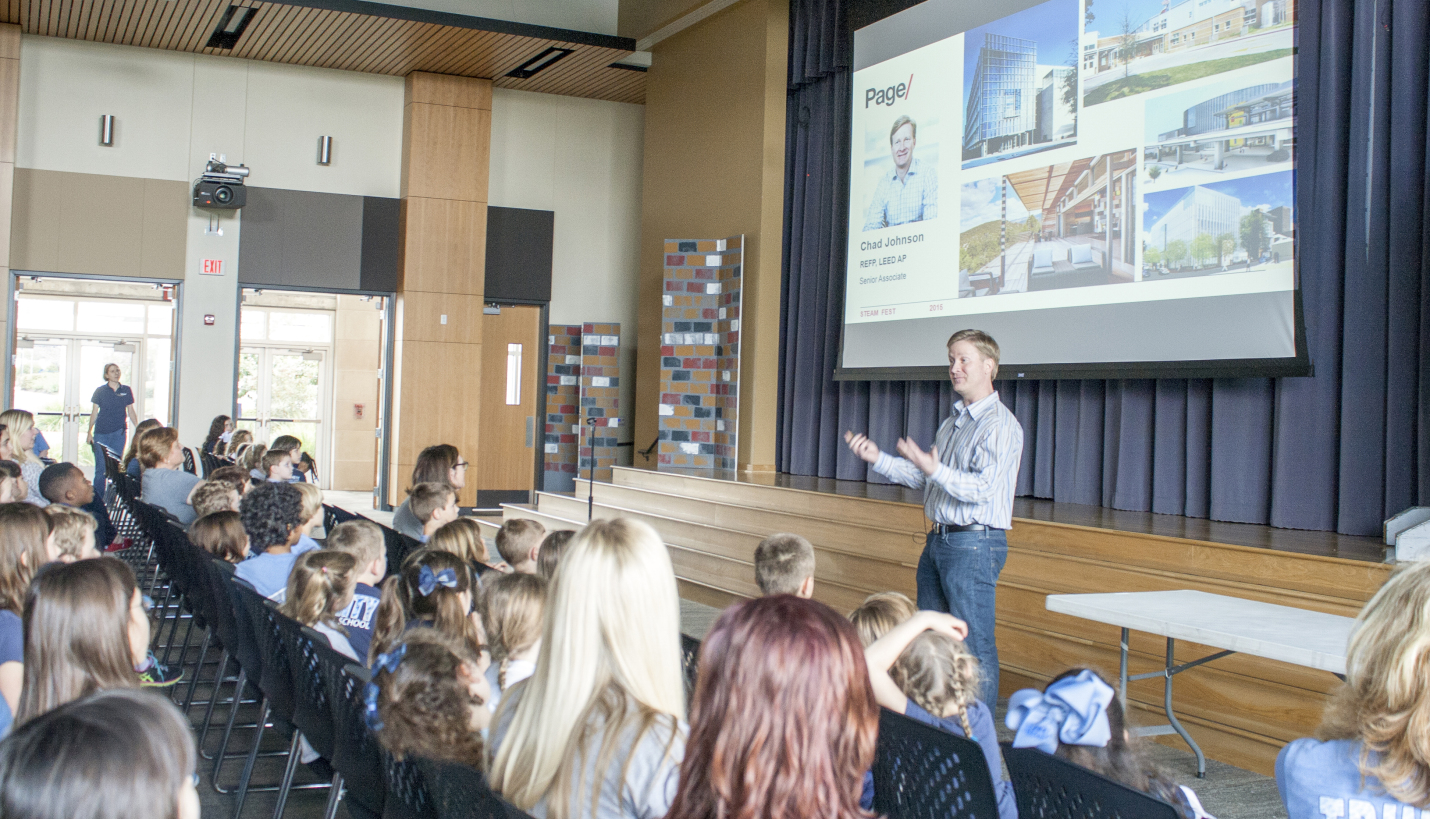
[{"xmin": 841, "ymin": 0, "xmax": 1302, "ymax": 379}]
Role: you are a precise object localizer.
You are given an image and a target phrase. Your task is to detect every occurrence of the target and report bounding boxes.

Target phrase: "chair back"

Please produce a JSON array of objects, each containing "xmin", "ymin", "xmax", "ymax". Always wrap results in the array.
[
  {"xmin": 335, "ymin": 664, "xmax": 389, "ymax": 817},
  {"xmin": 205, "ymin": 558, "xmax": 241, "ymax": 656},
  {"xmin": 680, "ymin": 633, "xmax": 701, "ymax": 699},
  {"xmin": 323, "ymin": 503, "xmax": 362, "ymax": 534},
  {"xmin": 161, "ymin": 521, "xmax": 208, "ymax": 630},
  {"xmin": 228, "ymin": 579, "xmax": 294, "ymax": 724},
  {"xmin": 271, "ymin": 616, "xmax": 341, "ymax": 760},
  {"xmin": 1001, "ymin": 744, "xmax": 1182, "ymax": 819},
  {"xmin": 380, "ymin": 524, "xmax": 423, "ymax": 577},
  {"xmin": 200, "ymin": 449, "xmax": 222, "ymax": 477},
  {"xmin": 182, "ymin": 446, "xmax": 197, "ymax": 474},
  {"xmin": 416, "ymin": 757, "xmax": 534, "ymax": 819},
  {"xmin": 871, "ymin": 707, "xmax": 1000, "ymax": 819},
  {"xmin": 383, "ymin": 751, "xmax": 436, "ymax": 819}
]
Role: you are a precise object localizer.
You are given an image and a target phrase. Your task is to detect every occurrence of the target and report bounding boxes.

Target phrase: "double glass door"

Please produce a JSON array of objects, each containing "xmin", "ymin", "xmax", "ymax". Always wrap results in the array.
[
  {"xmin": 13, "ymin": 338, "xmax": 138, "ymax": 467},
  {"xmin": 236, "ymin": 346, "xmax": 326, "ymax": 470}
]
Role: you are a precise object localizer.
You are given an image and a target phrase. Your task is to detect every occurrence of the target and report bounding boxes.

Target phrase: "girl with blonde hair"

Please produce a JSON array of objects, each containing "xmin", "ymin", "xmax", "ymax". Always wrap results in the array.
[
  {"xmin": 1278, "ymin": 560, "xmax": 1430, "ymax": 817},
  {"xmin": 864, "ymin": 609, "xmax": 1015, "ymax": 819},
  {"xmin": 281, "ymin": 550, "xmax": 360, "ymax": 661},
  {"xmin": 0, "ymin": 411, "xmax": 45, "ymax": 506},
  {"xmin": 488, "ymin": 517, "xmax": 686, "ymax": 819},
  {"xmin": 430, "ymin": 517, "xmax": 495, "ymax": 569},
  {"xmin": 480, "ymin": 572, "xmax": 547, "ymax": 711}
]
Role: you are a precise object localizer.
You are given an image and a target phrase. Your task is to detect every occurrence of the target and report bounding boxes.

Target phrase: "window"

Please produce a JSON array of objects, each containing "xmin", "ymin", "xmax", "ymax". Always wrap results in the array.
[{"xmin": 505, "ymin": 344, "xmax": 522, "ymax": 405}]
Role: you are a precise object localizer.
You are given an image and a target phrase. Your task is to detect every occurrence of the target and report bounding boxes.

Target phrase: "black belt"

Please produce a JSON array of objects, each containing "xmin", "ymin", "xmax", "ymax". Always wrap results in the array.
[{"xmin": 932, "ymin": 522, "xmax": 994, "ymax": 534}]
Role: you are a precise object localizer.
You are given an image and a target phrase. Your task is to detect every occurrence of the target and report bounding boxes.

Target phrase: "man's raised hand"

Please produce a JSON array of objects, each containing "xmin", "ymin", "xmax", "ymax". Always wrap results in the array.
[
  {"xmin": 895, "ymin": 437, "xmax": 940, "ymax": 476},
  {"xmin": 844, "ymin": 431, "xmax": 881, "ymax": 464}
]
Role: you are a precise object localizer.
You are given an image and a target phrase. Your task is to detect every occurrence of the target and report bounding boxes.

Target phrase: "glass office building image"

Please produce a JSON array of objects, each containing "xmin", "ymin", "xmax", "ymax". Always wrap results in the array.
[{"xmin": 962, "ymin": 34, "xmax": 1038, "ymax": 161}]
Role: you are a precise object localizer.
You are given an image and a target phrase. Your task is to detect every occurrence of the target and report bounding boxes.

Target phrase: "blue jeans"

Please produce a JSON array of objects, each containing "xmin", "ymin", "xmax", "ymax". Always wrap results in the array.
[
  {"xmin": 916, "ymin": 529, "xmax": 1008, "ymax": 706},
  {"xmin": 92, "ymin": 428, "xmax": 126, "ymax": 502}
]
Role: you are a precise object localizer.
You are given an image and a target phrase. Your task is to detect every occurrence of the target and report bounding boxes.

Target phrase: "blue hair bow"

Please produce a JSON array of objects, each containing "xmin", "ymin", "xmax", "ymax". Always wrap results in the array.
[
  {"xmin": 1005, "ymin": 670, "xmax": 1115, "ymax": 754},
  {"xmin": 417, "ymin": 565, "xmax": 458, "ymax": 597},
  {"xmin": 363, "ymin": 644, "xmax": 407, "ymax": 733}
]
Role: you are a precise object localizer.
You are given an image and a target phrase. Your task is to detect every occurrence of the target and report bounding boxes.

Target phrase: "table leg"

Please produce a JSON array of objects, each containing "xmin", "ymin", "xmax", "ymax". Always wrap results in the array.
[
  {"xmin": 1119, "ymin": 627, "xmax": 1129, "ymax": 706},
  {"xmin": 1163, "ymin": 637, "xmax": 1206, "ymax": 778}
]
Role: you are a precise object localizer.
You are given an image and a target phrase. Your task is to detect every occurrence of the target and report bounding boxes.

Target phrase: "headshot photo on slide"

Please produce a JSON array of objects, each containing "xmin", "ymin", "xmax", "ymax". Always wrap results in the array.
[{"xmin": 862, "ymin": 113, "xmax": 938, "ymax": 231}]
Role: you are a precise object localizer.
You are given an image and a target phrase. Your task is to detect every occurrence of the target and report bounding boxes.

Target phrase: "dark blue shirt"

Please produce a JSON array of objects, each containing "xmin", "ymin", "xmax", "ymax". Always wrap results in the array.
[
  {"xmin": 0, "ymin": 610, "xmax": 22, "ymax": 665},
  {"xmin": 336, "ymin": 583, "xmax": 382, "ymax": 663},
  {"xmin": 90, "ymin": 384, "xmax": 134, "ymax": 434}
]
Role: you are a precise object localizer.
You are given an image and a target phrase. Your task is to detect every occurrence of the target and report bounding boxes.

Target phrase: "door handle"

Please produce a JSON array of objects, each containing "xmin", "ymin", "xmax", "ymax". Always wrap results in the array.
[{"xmin": 525, "ymin": 417, "xmax": 534, "ymax": 448}]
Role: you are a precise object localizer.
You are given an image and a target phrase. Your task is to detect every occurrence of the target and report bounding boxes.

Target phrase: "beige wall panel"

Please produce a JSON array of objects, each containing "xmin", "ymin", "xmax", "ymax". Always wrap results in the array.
[
  {"xmin": 334, "ymin": 343, "xmax": 381, "ymax": 373},
  {"xmin": 0, "ymin": 162, "xmax": 12, "ymax": 267},
  {"xmin": 0, "ymin": 25, "xmax": 17, "ymax": 60},
  {"xmin": 399, "ymin": 196, "xmax": 487, "ymax": 294},
  {"xmin": 399, "ymin": 290, "xmax": 483, "ymax": 344},
  {"xmin": 0, "ymin": 56, "xmax": 18, "ymax": 164},
  {"xmin": 401, "ymin": 102, "xmax": 491, "ymax": 202},
  {"xmin": 55, "ymin": 172, "xmax": 144, "ymax": 277},
  {"xmin": 10, "ymin": 167, "xmax": 60, "ymax": 270},
  {"xmin": 139, "ymin": 179, "xmax": 188, "ymax": 280},
  {"xmin": 335, "ymin": 297, "xmax": 382, "ymax": 339},
  {"xmin": 333, "ymin": 372, "xmax": 380, "ymax": 419},
  {"xmin": 331, "ymin": 459, "xmax": 378, "ymax": 492},
  {"xmin": 406, "ymin": 72, "xmax": 492, "ymax": 111}
]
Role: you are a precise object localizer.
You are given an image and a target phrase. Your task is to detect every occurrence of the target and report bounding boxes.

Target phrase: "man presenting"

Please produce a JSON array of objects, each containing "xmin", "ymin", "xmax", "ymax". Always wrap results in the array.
[
  {"xmin": 845, "ymin": 329, "xmax": 1023, "ymax": 704},
  {"xmin": 863, "ymin": 114, "xmax": 938, "ymax": 230}
]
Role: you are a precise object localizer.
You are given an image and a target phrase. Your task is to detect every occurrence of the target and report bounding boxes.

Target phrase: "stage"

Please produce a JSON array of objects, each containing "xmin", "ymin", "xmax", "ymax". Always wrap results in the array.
[{"xmin": 488, "ymin": 466, "xmax": 1389, "ymax": 776}]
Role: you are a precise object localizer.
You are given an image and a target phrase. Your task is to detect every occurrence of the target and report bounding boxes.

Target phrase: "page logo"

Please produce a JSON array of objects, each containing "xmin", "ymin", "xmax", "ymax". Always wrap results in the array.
[{"xmin": 865, "ymin": 75, "xmax": 914, "ymax": 108}]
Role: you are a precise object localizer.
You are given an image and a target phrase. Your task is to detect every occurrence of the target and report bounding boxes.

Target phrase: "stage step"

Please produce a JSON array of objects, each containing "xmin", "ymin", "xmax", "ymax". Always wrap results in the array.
[{"xmin": 609, "ymin": 467, "xmax": 928, "ymax": 531}]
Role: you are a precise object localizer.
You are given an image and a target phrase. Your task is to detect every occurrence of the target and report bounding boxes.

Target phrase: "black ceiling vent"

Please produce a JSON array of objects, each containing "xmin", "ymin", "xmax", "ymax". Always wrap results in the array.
[
  {"xmin": 505, "ymin": 47, "xmax": 572, "ymax": 79},
  {"xmin": 206, "ymin": 6, "xmax": 258, "ymax": 50},
  {"xmin": 608, "ymin": 61, "xmax": 647, "ymax": 72}
]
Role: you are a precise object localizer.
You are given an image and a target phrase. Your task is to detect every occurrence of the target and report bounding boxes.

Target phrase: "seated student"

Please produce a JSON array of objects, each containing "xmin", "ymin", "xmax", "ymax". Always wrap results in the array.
[
  {"xmin": 292, "ymin": 482, "xmax": 324, "ymax": 554},
  {"xmin": 0, "ymin": 504, "xmax": 57, "ymax": 729},
  {"xmin": 0, "ymin": 461, "xmax": 21, "ymax": 504},
  {"xmin": 326, "ymin": 520, "xmax": 386, "ymax": 663},
  {"xmin": 0, "ymin": 411, "xmax": 48, "ymax": 507},
  {"xmin": 1007, "ymin": 669, "xmax": 1211, "ymax": 818},
  {"xmin": 754, "ymin": 533, "xmax": 816, "ymax": 598},
  {"xmin": 1277, "ymin": 561, "xmax": 1430, "ymax": 819},
  {"xmin": 848, "ymin": 591, "xmax": 917, "ymax": 647},
  {"xmin": 489, "ymin": 518, "xmax": 687, "ymax": 819},
  {"xmin": 494, "ymin": 518, "xmax": 545, "ymax": 575},
  {"xmin": 235, "ymin": 482, "xmax": 306, "ymax": 602},
  {"xmin": 536, "ymin": 530, "xmax": 574, "ymax": 581},
  {"xmin": 429, "ymin": 517, "xmax": 497, "ymax": 572},
  {"xmin": 368, "ymin": 629, "xmax": 492, "ymax": 772},
  {"xmin": 269, "ymin": 435, "xmax": 305, "ymax": 482},
  {"xmin": 296, "ymin": 452, "xmax": 318, "ymax": 484},
  {"xmin": 244, "ymin": 443, "xmax": 269, "ymax": 483},
  {"xmin": 189, "ymin": 479, "xmax": 240, "ymax": 518},
  {"xmin": 480, "ymin": 572, "xmax": 546, "ymax": 712},
  {"xmin": 262, "ymin": 448, "xmax": 294, "ymax": 483},
  {"xmin": 17, "ymin": 557, "xmax": 148, "ymax": 723},
  {"xmin": 37, "ymin": 462, "xmax": 116, "ymax": 550},
  {"xmin": 202, "ymin": 414, "xmax": 232, "ymax": 456},
  {"xmin": 225, "ymin": 429, "xmax": 253, "ymax": 463},
  {"xmin": 188, "ymin": 510, "xmax": 249, "ymax": 564},
  {"xmin": 207, "ymin": 464, "xmax": 251, "ymax": 497},
  {"xmin": 864, "ymin": 610, "xmax": 1015, "ymax": 819},
  {"xmin": 282, "ymin": 550, "xmax": 360, "ymax": 661},
  {"xmin": 0, "ymin": 688, "xmax": 200, "ymax": 819},
  {"xmin": 666, "ymin": 595, "xmax": 877, "ymax": 819},
  {"xmin": 392, "ymin": 445, "xmax": 466, "ymax": 539},
  {"xmin": 369, "ymin": 548, "xmax": 483, "ymax": 665},
  {"xmin": 409, "ymin": 482, "xmax": 459, "ymax": 543},
  {"xmin": 138, "ymin": 428, "xmax": 202, "ymax": 524},
  {"xmin": 44, "ymin": 506, "xmax": 100, "ymax": 563},
  {"xmin": 121, "ymin": 418, "xmax": 162, "ymax": 479}
]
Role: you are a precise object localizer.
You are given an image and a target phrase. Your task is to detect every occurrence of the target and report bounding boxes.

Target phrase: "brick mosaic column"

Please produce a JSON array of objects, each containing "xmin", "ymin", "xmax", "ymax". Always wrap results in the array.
[
  {"xmin": 544, "ymin": 324, "xmax": 582, "ymax": 493},
  {"xmin": 579, "ymin": 324, "xmax": 621, "ymax": 482},
  {"xmin": 657, "ymin": 237, "xmax": 744, "ymax": 471}
]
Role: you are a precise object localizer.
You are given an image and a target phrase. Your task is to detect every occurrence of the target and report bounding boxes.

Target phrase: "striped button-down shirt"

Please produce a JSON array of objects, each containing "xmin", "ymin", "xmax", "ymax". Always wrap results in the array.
[
  {"xmin": 872, "ymin": 391, "xmax": 1024, "ymax": 529},
  {"xmin": 863, "ymin": 158, "xmax": 938, "ymax": 231}
]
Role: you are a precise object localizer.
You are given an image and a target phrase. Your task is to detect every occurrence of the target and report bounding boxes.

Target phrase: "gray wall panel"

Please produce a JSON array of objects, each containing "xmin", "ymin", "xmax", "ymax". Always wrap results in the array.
[{"xmin": 239, "ymin": 186, "xmax": 379, "ymax": 291}]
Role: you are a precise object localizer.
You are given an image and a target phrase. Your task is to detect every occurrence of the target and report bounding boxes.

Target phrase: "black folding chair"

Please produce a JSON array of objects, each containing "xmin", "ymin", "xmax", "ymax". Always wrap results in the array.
[
  {"xmin": 270, "ymin": 615, "xmax": 345, "ymax": 819},
  {"xmin": 336, "ymin": 664, "xmax": 388, "ymax": 819},
  {"xmin": 322, "ymin": 503, "xmax": 362, "ymax": 534},
  {"xmin": 416, "ymin": 757, "xmax": 534, "ymax": 819},
  {"xmin": 1001, "ymin": 744, "xmax": 1182, "ymax": 819},
  {"xmin": 680, "ymin": 633, "xmax": 701, "ymax": 700},
  {"xmin": 201, "ymin": 449, "xmax": 222, "ymax": 476},
  {"xmin": 379, "ymin": 524, "xmax": 423, "ymax": 578},
  {"xmin": 870, "ymin": 707, "xmax": 1000, "ymax": 819}
]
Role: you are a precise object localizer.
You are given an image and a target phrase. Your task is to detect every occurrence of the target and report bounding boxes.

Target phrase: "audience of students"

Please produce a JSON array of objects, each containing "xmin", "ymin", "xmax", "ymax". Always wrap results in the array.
[
  {"xmin": 235, "ymin": 481, "xmax": 307, "ymax": 602},
  {"xmin": 537, "ymin": 529, "xmax": 575, "ymax": 580},
  {"xmin": 0, "ymin": 688, "xmax": 200, "ymax": 819},
  {"xmin": 391, "ymin": 444, "xmax": 467, "ymax": 539},
  {"xmin": 666, "ymin": 595, "xmax": 877, "ymax": 819},
  {"xmin": 326, "ymin": 519, "xmax": 386, "ymax": 663},
  {"xmin": 0, "ymin": 411, "xmax": 47, "ymax": 507},
  {"xmin": 488, "ymin": 517, "xmax": 687, "ymax": 819},
  {"xmin": 269, "ymin": 435, "xmax": 306, "ymax": 482},
  {"xmin": 1276, "ymin": 561, "xmax": 1430, "ymax": 819},
  {"xmin": 369, "ymin": 548, "xmax": 483, "ymax": 665},
  {"xmin": 138, "ymin": 428, "xmax": 202, "ymax": 524},
  {"xmin": 495, "ymin": 518, "xmax": 546, "ymax": 575},
  {"xmin": 753, "ymin": 532, "xmax": 816, "ymax": 598},
  {"xmin": 122, "ymin": 418, "xmax": 162, "ymax": 478},
  {"xmin": 480, "ymin": 572, "xmax": 546, "ymax": 712},
  {"xmin": 188, "ymin": 510, "xmax": 250, "ymax": 564},
  {"xmin": 368, "ymin": 629, "xmax": 492, "ymax": 771}
]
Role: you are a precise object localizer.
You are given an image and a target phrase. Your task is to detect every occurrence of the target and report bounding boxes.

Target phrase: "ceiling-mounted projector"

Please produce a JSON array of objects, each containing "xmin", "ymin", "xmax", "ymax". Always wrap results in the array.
[{"xmin": 193, "ymin": 154, "xmax": 249, "ymax": 210}]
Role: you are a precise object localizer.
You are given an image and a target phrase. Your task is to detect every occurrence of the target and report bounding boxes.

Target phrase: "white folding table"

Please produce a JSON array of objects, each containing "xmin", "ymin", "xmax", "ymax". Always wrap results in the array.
[{"xmin": 1046, "ymin": 590, "xmax": 1356, "ymax": 777}]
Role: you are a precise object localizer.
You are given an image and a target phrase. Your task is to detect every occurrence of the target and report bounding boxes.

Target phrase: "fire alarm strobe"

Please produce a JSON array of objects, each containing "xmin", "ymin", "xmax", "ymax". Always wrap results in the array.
[{"xmin": 193, "ymin": 154, "xmax": 250, "ymax": 210}]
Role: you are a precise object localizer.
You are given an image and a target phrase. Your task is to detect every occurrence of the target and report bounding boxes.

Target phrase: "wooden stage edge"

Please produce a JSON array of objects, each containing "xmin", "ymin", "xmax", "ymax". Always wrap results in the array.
[{"xmin": 528, "ymin": 467, "xmax": 1391, "ymax": 777}]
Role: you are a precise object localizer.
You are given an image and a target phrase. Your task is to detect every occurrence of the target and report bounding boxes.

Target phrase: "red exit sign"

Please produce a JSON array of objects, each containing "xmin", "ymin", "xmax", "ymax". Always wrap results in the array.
[{"xmin": 201, "ymin": 259, "xmax": 224, "ymax": 276}]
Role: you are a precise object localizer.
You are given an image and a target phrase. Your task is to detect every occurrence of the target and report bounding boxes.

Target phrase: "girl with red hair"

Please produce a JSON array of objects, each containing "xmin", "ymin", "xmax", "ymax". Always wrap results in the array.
[{"xmin": 666, "ymin": 595, "xmax": 878, "ymax": 819}]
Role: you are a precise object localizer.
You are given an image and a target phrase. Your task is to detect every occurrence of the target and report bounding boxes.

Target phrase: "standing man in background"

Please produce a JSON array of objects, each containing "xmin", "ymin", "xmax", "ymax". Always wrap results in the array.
[{"xmin": 845, "ymin": 329, "xmax": 1023, "ymax": 704}]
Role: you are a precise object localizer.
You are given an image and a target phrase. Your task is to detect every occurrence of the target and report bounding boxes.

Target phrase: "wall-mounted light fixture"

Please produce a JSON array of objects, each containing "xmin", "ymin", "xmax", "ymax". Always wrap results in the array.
[
  {"xmin": 317, "ymin": 135, "xmax": 332, "ymax": 166},
  {"xmin": 99, "ymin": 115, "xmax": 115, "ymax": 146}
]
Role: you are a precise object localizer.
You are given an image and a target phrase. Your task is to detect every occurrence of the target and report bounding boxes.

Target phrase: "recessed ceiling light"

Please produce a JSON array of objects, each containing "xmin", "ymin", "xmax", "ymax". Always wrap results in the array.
[
  {"xmin": 206, "ymin": 6, "xmax": 257, "ymax": 50},
  {"xmin": 506, "ymin": 47, "xmax": 573, "ymax": 79}
]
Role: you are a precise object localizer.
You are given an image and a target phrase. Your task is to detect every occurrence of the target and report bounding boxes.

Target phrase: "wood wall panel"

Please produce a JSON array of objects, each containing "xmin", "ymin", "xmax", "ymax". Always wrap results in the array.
[
  {"xmin": 401, "ymin": 104, "xmax": 491, "ymax": 202},
  {"xmin": 398, "ymin": 196, "xmax": 486, "ymax": 294},
  {"xmin": 399, "ymin": 291, "xmax": 484, "ymax": 345}
]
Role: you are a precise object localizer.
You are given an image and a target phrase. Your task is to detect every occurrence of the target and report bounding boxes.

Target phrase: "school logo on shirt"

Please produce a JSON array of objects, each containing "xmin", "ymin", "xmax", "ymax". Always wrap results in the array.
[{"xmin": 338, "ymin": 594, "xmax": 381, "ymax": 630}]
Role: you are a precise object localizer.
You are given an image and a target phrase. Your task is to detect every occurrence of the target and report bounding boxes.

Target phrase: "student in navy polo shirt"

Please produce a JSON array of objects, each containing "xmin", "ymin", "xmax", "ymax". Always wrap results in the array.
[
  {"xmin": 85, "ymin": 363, "xmax": 138, "ymax": 501},
  {"xmin": 323, "ymin": 519, "xmax": 386, "ymax": 663}
]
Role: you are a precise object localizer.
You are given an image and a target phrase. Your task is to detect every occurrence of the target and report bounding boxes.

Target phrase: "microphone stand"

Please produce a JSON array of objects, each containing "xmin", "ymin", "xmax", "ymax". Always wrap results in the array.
[{"xmin": 586, "ymin": 416, "xmax": 598, "ymax": 522}]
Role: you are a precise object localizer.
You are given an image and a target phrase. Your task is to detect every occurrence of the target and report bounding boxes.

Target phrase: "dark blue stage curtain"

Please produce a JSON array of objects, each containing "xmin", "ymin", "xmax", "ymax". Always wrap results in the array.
[{"xmin": 777, "ymin": 0, "xmax": 1430, "ymax": 536}]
